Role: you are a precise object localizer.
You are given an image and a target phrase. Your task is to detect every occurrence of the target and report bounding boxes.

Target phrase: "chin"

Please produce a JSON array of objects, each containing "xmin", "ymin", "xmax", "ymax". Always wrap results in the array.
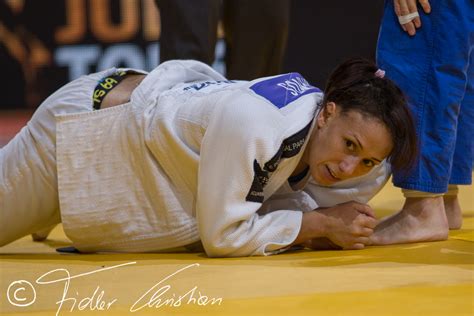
[
  {"xmin": 311, "ymin": 172, "xmax": 330, "ymax": 186},
  {"xmin": 313, "ymin": 169, "xmax": 337, "ymax": 187},
  {"xmin": 317, "ymin": 179, "xmax": 334, "ymax": 187}
]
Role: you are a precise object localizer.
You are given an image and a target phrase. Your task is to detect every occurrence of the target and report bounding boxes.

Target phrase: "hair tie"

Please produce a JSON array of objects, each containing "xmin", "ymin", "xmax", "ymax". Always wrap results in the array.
[{"xmin": 375, "ymin": 69, "xmax": 386, "ymax": 78}]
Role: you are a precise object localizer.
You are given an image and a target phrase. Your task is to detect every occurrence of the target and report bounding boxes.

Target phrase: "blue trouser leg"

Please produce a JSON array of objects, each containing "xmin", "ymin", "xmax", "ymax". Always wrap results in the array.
[
  {"xmin": 450, "ymin": 50, "xmax": 474, "ymax": 185},
  {"xmin": 376, "ymin": 0, "xmax": 474, "ymax": 193}
]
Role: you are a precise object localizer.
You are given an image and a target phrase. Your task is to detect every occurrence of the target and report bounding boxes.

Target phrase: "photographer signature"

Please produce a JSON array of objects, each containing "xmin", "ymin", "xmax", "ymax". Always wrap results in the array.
[{"xmin": 6, "ymin": 262, "xmax": 223, "ymax": 315}]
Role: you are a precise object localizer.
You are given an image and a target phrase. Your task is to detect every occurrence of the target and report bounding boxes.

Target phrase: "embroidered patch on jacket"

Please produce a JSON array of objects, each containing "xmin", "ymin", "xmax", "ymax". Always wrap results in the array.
[
  {"xmin": 249, "ymin": 73, "xmax": 321, "ymax": 109},
  {"xmin": 183, "ymin": 80, "xmax": 237, "ymax": 92},
  {"xmin": 246, "ymin": 160, "xmax": 268, "ymax": 203},
  {"xmin": 264, "ymin": 121, "xmax": 313, "ymax": 172},
  {"xmin": 246, "ymin": 121, "xmax": 312, "ymax": 203}
]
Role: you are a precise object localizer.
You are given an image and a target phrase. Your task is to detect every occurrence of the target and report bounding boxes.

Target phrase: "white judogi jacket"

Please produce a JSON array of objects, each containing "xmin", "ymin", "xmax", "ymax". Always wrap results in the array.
[{"xmin": 56, "ymin": 61, "xmax": 389, "ymax": 257}]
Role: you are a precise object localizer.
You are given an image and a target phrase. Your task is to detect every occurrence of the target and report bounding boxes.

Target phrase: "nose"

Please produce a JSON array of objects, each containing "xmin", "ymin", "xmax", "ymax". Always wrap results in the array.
[{"xmin": 339, "ymin": 156, "xmax": 361, "ymax": 178}]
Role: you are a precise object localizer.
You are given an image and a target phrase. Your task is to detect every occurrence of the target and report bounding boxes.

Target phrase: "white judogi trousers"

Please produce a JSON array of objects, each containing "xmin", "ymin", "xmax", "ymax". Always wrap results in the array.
[{"xmin": 0, "ymin": 68, "xmax": 124, "ymax": 246}]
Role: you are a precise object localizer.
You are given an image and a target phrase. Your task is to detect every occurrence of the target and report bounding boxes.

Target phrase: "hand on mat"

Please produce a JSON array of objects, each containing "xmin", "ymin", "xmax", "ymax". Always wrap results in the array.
[
  {"xmin": 303, "ymin": 237, "xmax": 340, "ymax": 250},
  {"xmin": 393, "ymin": 0, "xmax": 431, "ymax": 36},
  {"xmin": 316, "ymin": 202, "xmax": 378, "ymax": 250}
]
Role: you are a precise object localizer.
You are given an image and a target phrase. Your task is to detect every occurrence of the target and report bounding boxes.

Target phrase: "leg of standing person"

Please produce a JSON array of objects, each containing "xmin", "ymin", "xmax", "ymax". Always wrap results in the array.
[
  {"xmin": 372, "ymin": 0, "xmax": 473, "ymax": 244},
  {"xmin": 222, "ymin": 0, "xmax": 290, "ymax": 80},
  {"xmin": 156, "ymin": 0, "xmax": 220, "ymax": 65},
  {"xmin": 444, "ymin": 52, "xmax": 474, "ymax": 229}
]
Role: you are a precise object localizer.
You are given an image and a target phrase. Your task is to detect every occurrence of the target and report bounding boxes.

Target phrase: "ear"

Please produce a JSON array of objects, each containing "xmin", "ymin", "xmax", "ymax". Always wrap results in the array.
[{"xmin": 317, "ymin": 102, "xmax": 337, "ymax": 128}]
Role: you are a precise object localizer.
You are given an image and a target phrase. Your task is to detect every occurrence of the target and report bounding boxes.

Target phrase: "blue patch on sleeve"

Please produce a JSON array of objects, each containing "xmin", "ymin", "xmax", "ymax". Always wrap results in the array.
[{"xmin": 249, "ymin": 73, "xmax": 321, "ymax": 108}]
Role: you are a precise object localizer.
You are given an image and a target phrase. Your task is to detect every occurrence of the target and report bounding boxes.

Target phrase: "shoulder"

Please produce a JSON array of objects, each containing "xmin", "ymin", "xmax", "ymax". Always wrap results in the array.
[
  {"xmin": 246, "ymin": 72, "xmax": 323, "ymax": 114},
  {"xmin": 217, "ymin": 72, "xmax": 322, "ymax": 129}
]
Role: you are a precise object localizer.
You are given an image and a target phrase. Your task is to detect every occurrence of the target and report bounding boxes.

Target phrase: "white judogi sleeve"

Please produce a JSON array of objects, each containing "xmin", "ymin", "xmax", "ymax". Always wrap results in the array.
[{"xmin": 197, "ymin": 89, "xmax": 318, "ymax": 257}]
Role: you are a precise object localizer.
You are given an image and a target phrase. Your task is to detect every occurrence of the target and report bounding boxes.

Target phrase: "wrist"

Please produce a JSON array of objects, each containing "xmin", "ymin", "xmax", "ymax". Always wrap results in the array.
[{"xmin": 291, "ymin": 211, "xmax": 329, "ymax": 246}]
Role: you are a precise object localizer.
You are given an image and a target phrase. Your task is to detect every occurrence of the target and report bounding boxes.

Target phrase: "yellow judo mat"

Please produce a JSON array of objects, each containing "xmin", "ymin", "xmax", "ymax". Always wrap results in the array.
[{"xmin": 1, "ymin": 180, "xmax": 473, "ymax": 316}]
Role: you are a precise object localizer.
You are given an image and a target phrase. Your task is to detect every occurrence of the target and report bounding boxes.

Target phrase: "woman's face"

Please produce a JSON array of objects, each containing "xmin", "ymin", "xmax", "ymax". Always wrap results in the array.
[{"xmin": 304, "ymin": 102, "xmax": 393, "ymax": 186}]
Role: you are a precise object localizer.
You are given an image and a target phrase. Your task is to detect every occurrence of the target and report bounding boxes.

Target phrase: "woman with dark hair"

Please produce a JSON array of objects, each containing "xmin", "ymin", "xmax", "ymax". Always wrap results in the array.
[{"xmin": 0, "ymin": 58, "xmax": 417, "ymax": 257}]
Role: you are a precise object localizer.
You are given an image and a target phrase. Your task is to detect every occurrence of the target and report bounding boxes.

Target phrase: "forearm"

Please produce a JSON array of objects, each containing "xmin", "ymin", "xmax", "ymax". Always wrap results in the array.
[{"xmin": 290, "ymin": 211, "xmax": 328, "ymax": 246}]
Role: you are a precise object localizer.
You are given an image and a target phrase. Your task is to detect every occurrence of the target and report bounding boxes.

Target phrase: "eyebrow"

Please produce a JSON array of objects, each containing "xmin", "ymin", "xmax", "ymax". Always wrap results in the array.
[{"xmin": 353, "ymin": 134, "xmax": 383, "ymax": 163}]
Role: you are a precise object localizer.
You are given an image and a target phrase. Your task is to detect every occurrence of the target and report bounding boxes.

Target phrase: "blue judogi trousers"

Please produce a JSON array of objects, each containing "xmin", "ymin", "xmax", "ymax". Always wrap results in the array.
[{"xmin": 377, "ymin": 0, "xmax": 473, "ymax": 193}]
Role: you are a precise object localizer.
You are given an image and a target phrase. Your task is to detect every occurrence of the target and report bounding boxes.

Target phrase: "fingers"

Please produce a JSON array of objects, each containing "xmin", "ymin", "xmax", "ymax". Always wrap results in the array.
[
  {"xmin": 352, "ymin": 202, "xmax": 376, "ymax": 218},
  {"xmin": 397, "ymin": 0, "xmax": 417, "ymax": 36},
  {"xmin": 394, "ymin": 0, "xmax": 401, "ymax": 17},
  {"xmin": 352, "ymin": 243, "xmax": 365, "ymax": 250},
  {"xmin": 348, "ymin": 202, "xmax": 379, "ymax": 228},
  {"xmin": 406, "ymin": 0, "xmax": 421, "ymax": 28},
  {"xmin": 418, "ymin": 0, "xmax": 431, "ymax": 14},
  {"xmin": 350, "ymin": 222, "xmax": 375, "ymax": 235},
  {"xmin": 346, "ymin": 236, "xmax": 372, "ymax": 250},
  {"xmin": 351, "ymin": 227, "xmax": 374, "ymax": 238},
  {"xmin": 332, "ymin": 233, "xmax": 373, "ymax": 250},
  {"xmin": 359, "ymin": 227, "xmax": 374, "ymax": 237},
  {"xmin": 356, "ymin": 236, "xmax": 370, "ymax": 245},
  {"xmin": 344, "ymin": 242, "xmax": 365, "ymax": 250},
  {"xmin": 340, "ymin": 228, "xmax": 374, "ymax": 250},
  {"xmin": 363, "ymin": 216, "xmax": 378, "ymax": 229}
]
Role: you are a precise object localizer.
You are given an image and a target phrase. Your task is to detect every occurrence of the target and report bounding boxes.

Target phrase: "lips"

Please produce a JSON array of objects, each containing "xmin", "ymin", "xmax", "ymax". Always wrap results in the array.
[{"xmin": 325, "ymin": 165, "xmax": 340, "ymax": 182}]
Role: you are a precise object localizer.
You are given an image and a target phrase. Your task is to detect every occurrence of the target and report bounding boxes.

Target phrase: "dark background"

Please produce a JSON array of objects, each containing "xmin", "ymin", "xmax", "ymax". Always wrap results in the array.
[
  {"xmin": 284, "ymin": 0, "xmax": 385, "ymax": 88},
  {"xmin": 0, "ymin": 0, "xmax": 385, "ymax": 110}
]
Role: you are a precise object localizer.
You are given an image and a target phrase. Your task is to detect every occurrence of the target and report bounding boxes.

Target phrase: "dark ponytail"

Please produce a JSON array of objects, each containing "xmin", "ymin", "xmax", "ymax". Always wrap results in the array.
[{"xmin": 323, "ymin": 58, "xmax": 418, "ymax": 174}]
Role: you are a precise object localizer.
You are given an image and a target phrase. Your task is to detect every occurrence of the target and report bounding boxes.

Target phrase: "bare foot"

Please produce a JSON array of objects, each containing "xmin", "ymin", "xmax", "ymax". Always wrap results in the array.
[
  {"xmin": 444, "ymin": 195, "xmax": 463, "ymax": 229},
  {"xmin": 371, "ymin": 196, "xmax": 449, "ymax": 245}
]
